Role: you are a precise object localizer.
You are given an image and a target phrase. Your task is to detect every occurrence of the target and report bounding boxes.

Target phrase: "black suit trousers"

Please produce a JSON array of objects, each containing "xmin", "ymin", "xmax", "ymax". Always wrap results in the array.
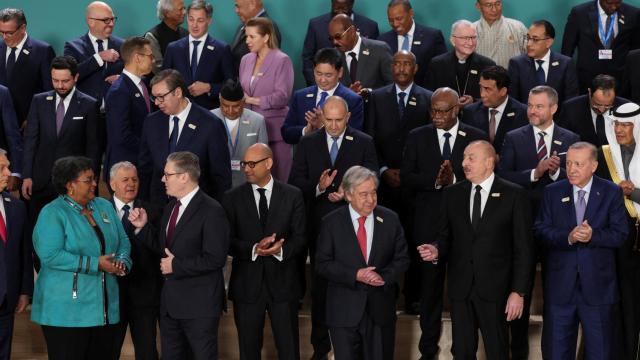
[
  {"xmin": 418, "ymin": 261, "xmax": 446, "ymax": 359},
  {"xmin": 0, "ymin": 303, "xmax": 14, "ymax": 360},
  {"xmin": 41, "ymin": 324, "xmax": 120, "ymax": 360},
  {"xmin": 114, "ymin": 304, "xmax": 159, "ymax": 360},
  {"xmin": 159, "ymin": 313, "xmax": 220, "ymax": 360},
  {"xmin": 329, "ymin": 307, "xmax": 396, "ymax": 360}
]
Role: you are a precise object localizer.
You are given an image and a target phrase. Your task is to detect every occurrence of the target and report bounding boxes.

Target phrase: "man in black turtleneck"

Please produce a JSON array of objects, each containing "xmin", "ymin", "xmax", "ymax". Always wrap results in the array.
[{"xmin": 144, "ymin": 0, "xmax": 188, "ymax": 74}]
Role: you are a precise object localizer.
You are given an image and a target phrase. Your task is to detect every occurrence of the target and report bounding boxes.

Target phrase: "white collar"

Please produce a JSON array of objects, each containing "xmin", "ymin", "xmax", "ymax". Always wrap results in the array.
[
  {"xmin": 534, "ymin": 49, "xmax": 552, "ymax": 62},
  {"xmin": 172, "ymin": 98, "xmax": 192, "ymax": 119},
  {"xmin": 122, "ymin": 69, "xmax": 142, "ymax": 86},
  {"xmin": 491, "ymin": 96, "xmax": 509, "ymax": 113},
  {"xmin": 251, "ymin": 175, "xmax": 274, "ymax": 192},
  {"xmin": 12, "ymin": 32, "xmax": 28, "ymax": 51},
  {"xmin": 88, "ymin": 31, "xmax": 107, "ymax": 43},
  {"xmin": 317, "ymin": 82, "xmax": 340, "ymax": 96},
  {"xmin": 473, "ymin": 172, "xmax": 496, "ymax": 192},
  {"xmin": 573, "ymin": 177, "xmax": 593, "ymax": 194},
  {"xmin": 532, "ymin": 121, "xmax": 555, "ymax": 135},
  {"xmin": 436, "ymin": 120, "xmax": 460, "ymax": 137},
  {"xmin": 348, "ymin": 204, "xmax": 373, "ymax": 222},
  {"xmin": 348, "ymin": 36, "xmax": 362, "ymax": 56},
  {"xmin": 188, "ymin": 33, "xmax": 208, "ymax": 43},
  {"xmin": 56, "ymin": 87, "xmax": 76, "ymax": 104},
  {"xmin": 177, "ymin": 186, "xmax": 199, "ymax": 205},
  {"xmin": 113, "ymin": 196, "xmax": 134, "ymax": 212},
  {"xmin": 395, "ymin": 82, "xmax": 414, "ymax": 95}
]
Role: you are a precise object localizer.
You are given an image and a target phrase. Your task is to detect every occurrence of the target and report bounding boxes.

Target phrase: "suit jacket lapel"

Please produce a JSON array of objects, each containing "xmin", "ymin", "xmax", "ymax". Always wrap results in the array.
[
  {"xmin": 13, "ymin": 37, "xmax": 32, "ymax": 74},
  {"xmin": 250, "ymin": 50, "xmax": 275, "ymax": 94},
  {"xmin": 546, "ymin": 53, "xmax": 562, "ymax": 89},
  {"xmin": 429, "ymin": 126, "xmax": 443, "ymax": 160},
  {"xmin": 588, "ymin": 3, "xmax": 603, "ymax": 47},
  {"xmin": 451, "ymin": 121, "xmax": 468, "ymax": 156},
  {"xmin": 341, "ymin": 207, "xmax": 366, "ymax": 265},
  {"xmin": 477, "ymin": 177, "xmax": 502, "ymax": 232},
  {"xmin": 318, "ymin": 129, "xmax": 333, "ymax": 168},
  {"xmin": 265, "ymin": 181, "xmax": 282, "ymax": 232},
  {"xmin": 0, "ymin": 44, "xmax": 6, "ymax": 82},
  {"xmin": 334, "ymin": 127, "xmax": 354, "ymax": 168},
  {"xmin": 583, "ymin": 178, "xmax": 603, "ymax": 223},
  {"xmin": 367, "ymin": 209, "xmax": 384, "ymax": 265},
  {"xmin": 58, "ymin": 91, "xmax": 81, "ymax": 138},
  {"xmin": 305, "ymin": 86, "xmax": 318, "ymax": 111},
  {"xmin": 45, "ymin": 91, "xmax": 58, "ymax": 139},
  {"xmin": 497, "ymin": 99, "xmax": 516, "ymax": 139},
  {"xmin": 403, "ymin": 87, "xmax": 420, "ymax": 127},
  {"xmin": 550, "ymin": 128, "xmax": 566, "ymax": 154},
  {"xmin": 123, "ymin": 74, "xmax": 147, "ymax": 110},
  {"xmin": 242, "ymin": 183, "xmax": 261, "ymax": 229},
  {"xmin": 340, "ymin": 52, "xmax": 352, "ymax": 86},
  {"xmin": 524, "ymin": 125, "xmax": 539, "ymax": 163},
  {"xmin": 176, "ymin": 111, "xmax": 198, "ymax": 150},
  {"xmin": 171, "ymin": 190, "xmax": 202, "ymax": 245}
]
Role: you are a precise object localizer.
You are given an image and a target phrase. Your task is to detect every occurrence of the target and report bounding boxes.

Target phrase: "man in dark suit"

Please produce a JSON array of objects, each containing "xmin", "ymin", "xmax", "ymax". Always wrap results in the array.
[
  {"xmin": 561, "ymin": 0, "xmax": 640, "ymax": 93},
  {"xmin": 419, "ymin": 140, "xmax": 534, "ymax": 360},
  {"xmin": 425, "ymin": 20, "xmax": 496, "ymax": 107},
  {"xmin": 222, "ymin": 143, "xmax": 306, "ymax": 360},
  {"xmin": 144, "ymin": 0, "xmax": 188, "ymax": 74},
  {"xmin": 329, "ymin": 14, "xmax": 392, "ymax": 96},
  {"xmin": 535, "ymin": 142, "xmax": 628, "ymax": 359},
  {"xmin": 230, "ymin": 0, "xmax": 281, "ymax": 74},
  {"xmin": 462, "ymin": 66, "xmax": 528, "ymax": 154},
  {"xmin": 0, "ymin": 8, "xmax": 55, "ymax": 128},
  {"xmin": 558, "ymin": 74, "xmax": 628, "ymax": 147},
  {"xmin": 301, "ymin": 0, "xmax": 379, "ymax": 85},
  {"xmin": 22, "ymin": 56, "xmax": 99, "ymax": 263},
  {"xmin": 289, "ymin": 96, "xmax": 378, "ymax": 360},
  {"xmin": 0, "ymin": 149, "xmax": 32, "ymax": 360},
  {"xmin": 109, "ymin": 161, "xmax": 162, "ymax": 360},
  {"xmin": 508, "ymin": 20, "xmax": 579, "ymax": 107},
  {"xmin": 402, "ymin": 87, "xmax": 487, "ymax": 359},
  {"xmin": 129, "ymin": 151, "xmax": 230, "ymax": 360},
  {"xmin": 281, "ymin": 47, "xmax": 363, "ymax": 145},
  {"xmin": 139, "ymin": 69, "xmax": 231, "ymax": 205},
  {"xmin": 164, "ymin": 0, "xmax": 233, "ymax": 110},
  {"xmin": 316, "ymin": 165, "xmax": 409, "ymax": 360},
  {"xmin": 622, "ymin": 49, "xmax": 640, "ymax": 103},
  {"xmin": 0, "ymin": 85, "xmax": 24, "ymax": 192},
  {"xmin": 104, "ymin": 37, "xmax": 154, "ymax": 183},
  {"xmin": 378, "ymin": 0, "xmax": 446, "ymax": 88}
]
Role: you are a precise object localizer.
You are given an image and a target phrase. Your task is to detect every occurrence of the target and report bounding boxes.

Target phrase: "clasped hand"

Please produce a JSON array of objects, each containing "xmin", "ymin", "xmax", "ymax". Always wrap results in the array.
[
  {"xmin": 256, "ymin": 233, "xmax": 285, "ymax": 256},
  {"xmin": 356, "ymin": 266, "xmax": 385, "ymax": 286}
]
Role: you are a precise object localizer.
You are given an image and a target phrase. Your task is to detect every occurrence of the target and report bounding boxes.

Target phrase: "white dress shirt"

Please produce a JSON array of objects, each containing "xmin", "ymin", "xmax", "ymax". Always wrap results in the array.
[
  {"xmin": 469, "ymin": 172, "xmax": 495, "ymax": 221},
  {"xmin": 316, "ymin": 130, "xmax": 346, "ymax": 196},
  {"xmin": 88, "ymin": 32, "xmax": 109, "ymax": 67},
  {"xmin": 250, "ymin": 176, "xmax": 283, "ymax": 261},
  {"xmin": 395, "ymin": 83, "xmax": 413, "ymax": 107},
  {"xmin": 188, "ymin": 34, "xmax": 208, "ymax": 66},
  {"xmin": 597, "ymin": 1, "xmax": 619, "ymax": 41},
  {"xmin": 168, "ymin": 99, "xmax": 192, "ymax": 140},
  {"xmin": 347, "ymin": 36, "xmax": 362, "ymax": 74},
  {"xmin": 349, "ymin": 204, "xmax": 374, "ymax": 261},
  {"xmin": 530, "ymin": 122, "xmax": 560, "ymax": 182},
  {"xmin": 4, "ymin": 32, "xmax": 27, "ymax": 63},
  {"xmin": 436, "ymin": 120, "xmax": 460, "ymax": 154},
  {"xmin": 396, "ymin": 21, "xmax": 415, "ymax": 52},
  {"xmin": 316, "ymin": 83, "xmax": 339, "ymax": 106},
  {"xmin": 488, "ymin": 96, "xmax": 509, "ymax": 131},
  {"xmin": 113, "ymin": 196, "xmax": 141, "ymax": 235}
]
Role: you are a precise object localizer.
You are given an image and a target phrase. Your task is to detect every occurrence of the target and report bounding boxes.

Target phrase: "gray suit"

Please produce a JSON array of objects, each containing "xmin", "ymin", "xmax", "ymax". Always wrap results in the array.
[
  {"xmin": 211, "ymin": 108, "xmax": 269, "ymax": 187},
  {"xmin": 340, "ymin": 37, "xmax": 393, "ymax": 90}
]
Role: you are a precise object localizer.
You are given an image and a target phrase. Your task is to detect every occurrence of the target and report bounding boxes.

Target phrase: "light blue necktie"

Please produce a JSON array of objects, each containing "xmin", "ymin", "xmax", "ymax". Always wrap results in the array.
[
  {"xmin": 329, "ymin": 136, "xmax": 339, "ymax": 166},
  {"xmin": 317, "ymin": 91, "xmax": 329, "ymax": 108},
  {"xmin": 401, "ymin": 35, "xmax": 410, "ymax": 51},
  {"xmin": 575, "ymin": 190, "xmax": 586, "ymax": 224}
]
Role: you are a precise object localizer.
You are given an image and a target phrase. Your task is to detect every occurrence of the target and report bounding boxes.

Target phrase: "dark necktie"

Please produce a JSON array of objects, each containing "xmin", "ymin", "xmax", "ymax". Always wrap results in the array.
[
  {"xmin": 139, "ymin": 80, "xmax": 151, "ymax": 112},
  {"xmin": 56, "ymin": 99, "xmax": 65, "ymax": 135},
  {"xmin": 5, "ymin": 47, "xmax": 17, "ymax": 79},
  {"xmin": 166, "ymin": 200, "xmax": 181, "ymax": 248},
  {"xmin": 604, "ymin": 15, "xmax": 613, "ymax": 49},
  {"xmin": 169, "ymin": 116, "xmax": 180, "ymax": 154},
  {"xmin": 349, "ymin": 52, "xmax": 358, "ymax": 84},
  {"xmin": 190, "ymin": 40, "xmax": 201, "ymax": 79},
  {"xmin": 442, "ymin": 132, "xmax": 452, "ymax": 160},
  {"xmin": 317, "ymin": 91, "xmax": 329, "ymax": 108},
  {"xmin": 398, "ymin": 91, "xmax": 406, "ymax": 118},
  {"xmin": 488, "ymin": 109, "xmax": 498, "ymax": 143},
  {"xmin": 257, "ymin": 188, "xmax": 268, "ymax": 229},
  {"xmin": 472, "ymin": 185, "xmax": 482, "ymax": 230},
  {"xmin": 121, "ymin": 204, "xmax": 134, "ymax": 234},
  {"xmin": 535, "ymin": 59, "xmax": 545, "ymax": 85},
  {"xmin": 537, "ymin": 131, "xmax": 547, "ymax": 160},
  {"xmin": 596, "ymin": 113, "xmax": 608, "ymax": 146},
  {"xmin": 96, "ymin": 39, "xmax": 105, "ymax": 69}
]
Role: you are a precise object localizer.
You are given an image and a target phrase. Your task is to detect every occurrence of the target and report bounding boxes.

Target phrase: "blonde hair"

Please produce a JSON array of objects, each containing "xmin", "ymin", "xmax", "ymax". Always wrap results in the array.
[{"xmin": 246, "ymin": 17, "xmax": 279, "ymax": 49}]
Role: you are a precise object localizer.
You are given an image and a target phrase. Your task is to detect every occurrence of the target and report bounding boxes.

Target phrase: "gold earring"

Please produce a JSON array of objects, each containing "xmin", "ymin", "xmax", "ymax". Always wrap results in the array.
[{"xmin": 70, "ymin": 189, "xmax": 74, "ymax": 196}]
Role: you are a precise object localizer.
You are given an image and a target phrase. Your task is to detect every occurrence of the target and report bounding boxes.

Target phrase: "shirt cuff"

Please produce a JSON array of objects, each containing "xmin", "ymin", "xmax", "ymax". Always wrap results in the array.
[
  {"xmin": 316, "ymin": 184, "xmax": 325, "ymax": 197},
  {"xmin": 10, "ymin": 173, "xmax": 20, "ymax": 178},
  {"xmin": 273, "ymin": 248, "xmax": 283, "ymax": 261},
  {"xmin": 93, "ymin": 53, "xmax": 104, "ymax": 67},
  {"xmin": 251, "ymin": 244, "xmax": 259, "ymax": 261},
  {"xmin": 134, "ymin": 228, "xmax": 142, "ymax": 236},
  {"xmin": 549, "ymin": 169, "xmax": 560, "ymax": 181},
  {"xmin": 530, "ymin": 170, "xmax": 538, "ymax": 182}
]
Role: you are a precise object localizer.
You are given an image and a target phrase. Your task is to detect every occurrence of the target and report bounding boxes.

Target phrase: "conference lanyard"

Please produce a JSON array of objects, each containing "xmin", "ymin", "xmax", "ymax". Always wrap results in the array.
[
  {"xmin": 598, "ymin": 12, "xmax": 616, "ymax": 47},
  {"xmin": 222, "ymin": 118, "xmax": 240, "ymax": 155}
]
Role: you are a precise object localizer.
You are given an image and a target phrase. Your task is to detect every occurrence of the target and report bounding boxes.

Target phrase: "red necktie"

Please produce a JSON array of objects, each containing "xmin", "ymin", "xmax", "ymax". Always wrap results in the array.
[
  {"xmin": 139, "ymin": 80, "xmax": 151, "ymax": 112},
  {"xmin": 0, "ymin": 210, "xmax": 7, "ymax": 245},
  {"xmin": 165, "ymin": 200, "xmax": 181, "ymax": 248},
  {"xmin": 357, "ymin": 216, "xmax": 367, "ymax": 262}
]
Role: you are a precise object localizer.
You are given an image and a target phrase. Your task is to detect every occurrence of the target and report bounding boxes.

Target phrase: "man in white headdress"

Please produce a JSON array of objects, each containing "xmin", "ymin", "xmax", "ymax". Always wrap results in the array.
[{"xmin": 596, "ymin": 101, "xmax": 640, "ymax": 360}]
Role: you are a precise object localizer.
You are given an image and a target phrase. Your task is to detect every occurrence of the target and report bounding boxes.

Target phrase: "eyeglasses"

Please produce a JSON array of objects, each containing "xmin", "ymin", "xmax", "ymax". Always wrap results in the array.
[
  {"xmin": 0, "ymin": 24, "xmax": 24, "ymax": 37},
  {"xmin": 328, "ymin": 25, "xmax": 354, "ymax": 42},
  {"xmin": 162, "ymin": 172, "xmax": 184, "ymax": 179},
  {"xmin": 240, "ymin": 157, "xmax": 269, "ymax": 169},
  {"xmin": 137, "ymin": 52, "xmax": 154, "ymax": 59},
  {"xmin": 479, "ymin": 1, "xmax": 502, "ymax": 9},
  {"xmin": 451, "ymin": 35, "xmax": 478, "ymax": 42},
  {"xmin": 89, "ymin": 17, "xmax": 118, "ymax": 25},
  {"xmin": 525, "ymin": 36, "xmax": 551, "ymax": 43},
  {"xmin": 75, "ymin": 177, "xmax": 97, "ymax": 184},
  {"xmin": 151, "ymin": 87, "xmax": 176, "ymax": 103},
  {"xmin": 430, "ymin": 105, "xmax": 457, "ymax": 117}
]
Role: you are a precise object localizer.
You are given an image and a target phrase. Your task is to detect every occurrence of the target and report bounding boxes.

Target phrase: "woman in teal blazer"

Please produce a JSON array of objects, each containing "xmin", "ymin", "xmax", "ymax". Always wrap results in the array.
[{"xmin": 31, "ymin": 156, "xmax": 132, "ymax": 359}]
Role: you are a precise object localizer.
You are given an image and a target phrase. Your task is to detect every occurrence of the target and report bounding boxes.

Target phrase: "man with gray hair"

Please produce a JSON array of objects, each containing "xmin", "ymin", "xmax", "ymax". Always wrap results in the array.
[
  {"xmin": 425, "ymin": 19, "xmax": 495, "ymax": 106},
  {"xmin": 316, "ymin": 165, "xmax": 409, "ymax": 360},
  {"xmin": 144, "ymin": 0, "xmax": 188, "ymax": 74}
]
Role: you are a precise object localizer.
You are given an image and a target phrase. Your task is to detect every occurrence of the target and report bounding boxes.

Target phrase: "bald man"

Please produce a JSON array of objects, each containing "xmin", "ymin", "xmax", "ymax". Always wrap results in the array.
[
  {"xmin": 222, "ymin": 143, "xmax": 306, "ymax": 360},
  {"xmin": 419, "ymin": 140, "xmax": 534, "ymax": 359}
]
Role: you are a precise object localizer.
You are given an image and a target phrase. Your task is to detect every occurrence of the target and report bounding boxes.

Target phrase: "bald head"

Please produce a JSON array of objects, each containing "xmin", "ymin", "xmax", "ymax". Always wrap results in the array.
[
  {"xmin": 432, "ymin": 87, "xmax": 459, "ymax": 106},
  {"xmin": 86, "ymin": 1, "xmax": 112, "ymax": 16},
  {"xmin": 330, "ymin": 13, "xmax": 353, "ymax": 28},
  {"xmin": 245, "ymin": 143, "xmax": 273, "ymax": 160},
  {"xmin": 323, "ymin": 95, "xmax": 349, "ymax": 115},
  {"xmin": 86, "ymin": 1, "xmax": 115, "ymax": 39},
  {"xmin": 242, "ymin": 143, "xmax": 273, "ymax": 186}
]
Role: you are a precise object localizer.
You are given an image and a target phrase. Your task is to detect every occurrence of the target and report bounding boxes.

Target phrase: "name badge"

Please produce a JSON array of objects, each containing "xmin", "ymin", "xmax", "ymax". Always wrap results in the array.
[
  {"xmin": 470, "ymin": 69, "xmax": 478, "ymax": 75},
  {"xmin": 553, "ymin": 140, "xmax": 562, "ymax": 145},
  {"xmin": 458, "ymin": 130, "xmax": 467, "ymax": 137},
  {"xmin": 551, "ymin": 61, "xmax": 560, "ymax": 67},
  {"xmin": 242, "ymin": 120, "xmax": 250, "ymax": 125},
  {"xmin": 231, "ymin": 159, "xmax": 241, "ymax": 171},
  {"xmin": 101, "ymin": 212, "xmax": 110, "ymax": 223},
  {"xmin": 506, "ymin": 112, "xmax": 515, "ymax": 117},
  {"xmin": 73, "ymin": 116, "xmax": 84, "ymax": 120},
  {"xmin": 362, "ymin": 50, "xmax": 370, "ymax": 56},
  {"xmin": 599, "ymin": 49, "xmax": 613, "ymax": 60},
  {"xmin": 46, "ymin": 96, "xmax": 54, "ymax": 101},
  {"xmin": 306, "ymin": 93, "xmax": 314, "ymax": 98},
  {"xmin": 413, "ymin": 41, "xmax": 421, "ymax": 45},
  {"xmin": 207, "ymin": 45, "xmax": 215, "ymax": 51},
  {"xmin": 345, "ymin": 135, "xmax": 354, "ymax": 141},
  {"xmin": 22, "ymin": 49, "xmax": 30, "ymax": 55},
  {"xmin": 246, "ymin": 133, "xmax": 257, "ymax": 137},
  {"xmin": 135, "ymin": 93, "xmax": 141, "ymax": 98},
  {"xmin": 408, "ymin": 101, "xmax": 417, "ymax": 106},
  {"xmin": 188, "ymin": 123, "xmax": 196, "ymax": 129},
  {"xmin": 376, "ymin": 216, "xmax": 384, "ymax": 223},
  {"xmin": 491, "ymin": 193, "xmax": 501, "ymax": 197},
  {"xmin": 561, "ymin": 197, "xmax": 570, "ymax": 203},
  {"xmin": 4, "ymin": 197, "xmax": 10, "ymax": 202}
]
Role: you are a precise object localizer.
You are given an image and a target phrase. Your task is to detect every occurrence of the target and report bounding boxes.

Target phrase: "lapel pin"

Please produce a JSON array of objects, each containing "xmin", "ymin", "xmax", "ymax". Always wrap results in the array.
[
  {"xmin": 562, "ymin": 197, "xmax": 570, "ymax": 202},
  {"xmin": 207, "ymin": 45, "xmax": 215, "ymax": 50},
  {"xmin": 410, "ymin": 96, "xmax": 416, "ymax": 101},
  {"xmin": 596, "ymin": 191, "xmax": 601, "ymax": 196},
  {"xmin": 345, "ymin": 135, "xmax": 354, "ymax": 141},
  {"xmin": 22, "ymin": 49, "xmax": 30, "ymax": 55},
  {"xmin": 376, "ymin": 216, "xmax": 383, "ymax": 223},
  {"xmin": 242, "ymin": 120, "xmax": 250, "ymax": 124},
  {"xmin": 506, "ymin": 112, "xmax": 515, "ymax": 117},
  {"xmin": 188, "ymin": 123, "xmax": 196, "ymax": 129},
  {"xmin": 458, "ymin": 130, "xmax": 467, "ymax": 137},
  {"xmin": 619, "ymin": 18, "xmax": 625, "ymax": 24},
  {"xmin": 362, "ymin": 49, "xmax": 370, "ymax": 56},
  {"xmin": 4, "ymin": 197, "xmax": 10, "ymax": 202},
  {"xmin": 101, "ymin": 212, "xmax": 110, "ymax": 223},
  {"xmin": 46, "ymin": 96, "xmax": 54, "ymax": 101},
  {"xmin": 553, "ymin": 140, "xmax": 562, "ymax": 145},
  {"xmin": 135, "ymin": 93, "xmax": 141, "ymax": 97},
  {"xmin": 491, "ymin": 193, "xmax": 501, "ymax": 197},
  {"xmin": 470, "ymin": 69, "xmax": 478, "ymax": 75},
  {"xmin": 408, "ymin": 101, "xmax": 417, "ymax": 106},
  {"xmin": 413, "ymin": 41, "xmax": 421, "ymax": 45},
  {"xmin": 306, "ymin": 93, "xmax": 314, "ymax": 98},
  {"xmin": 551, "ymin": 61, "xmax": 560, "ymax": 66}
]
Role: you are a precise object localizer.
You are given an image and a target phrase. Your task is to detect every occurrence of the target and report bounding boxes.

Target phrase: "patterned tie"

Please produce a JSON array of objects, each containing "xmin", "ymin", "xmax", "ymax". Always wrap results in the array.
[
  {"xmin": 536, "ymin": 131, "xmax": 547, "ymax": 160},
  {"xmin": 472, "ymin": 185, "xmax": 482, "ymax": 230},
  {"xmin": 357, "ymin": 216, "xmax": 367, "ymax": 262},
  {"xmin": 488, "ymin": 109, "xmax": 498, "ymax": 143},
  {"xmin": 139, "ymin": 80, "xmax": 151, "ymax": 112},
  {"xmin": 257, "ymin": 188, "xmax": 268, "ymax": 229},
  {"xmin": 596, "ymin": 113, "xmax": 608, "ymax": 146},
  {"xmin": 604, "ymin": 15, "xmax": 613, "ymax": 49},
  {"xmin": 5, "ymin": 47, "xmax": 17, "ymax": 79},
  {"xmin": 121, "ymin": 204, "xmax": 134, "ymax": 234},
  {"xmin": 165, "ymin": 200, "xmax": 182, "ymax": 248},
  {"xmin": 169, "ymin": 116, "xmax": 180, "ymax": 154},
  {"xmin": 190, "ymin": 40, "xmax": 201, "ymax": 79},
  {"xmin": 398, "ymin": 92, "xmax": 407, "ymax": 118},
  {"xmin": 56, "ymin": 99, "xmax": 65, "ymax": 135},
  {"xmin": 535, "ymin": 59, "xmax": 545, "ymax": 85},
  {"xmin": 0, "ymin": 210, "xmax": 6, "ymax": 245},
  {"xmin": 401, "ymin": 35, "xmax": 410, "ymax": 51},
  {"xmin": 442, "ymin": 132, "xmax": 452, "ymax": 160},
  {"xmin": 575, "ymin": 190, "xmax": 586, "ymax": 225},
  {"xmin": 349, "ymin": 52, "xmax": 358, "ymax": 84},
  {"xmin": 317, "ymin": 91, "xmax": 329, "ymax": 108},
  {"xmin": 329, "ymin": 136, "xmax": 339, "ymax": 166}
]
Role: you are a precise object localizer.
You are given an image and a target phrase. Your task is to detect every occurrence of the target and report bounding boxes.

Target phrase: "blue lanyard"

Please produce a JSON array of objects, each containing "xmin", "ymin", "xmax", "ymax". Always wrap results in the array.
[
  {"xmin": 222, "ymin": 118, "xmax": 240, "ymax": 155},
  {"xmin": 598, "ymin": 12, "xmax": 616, "ymax": 47}
]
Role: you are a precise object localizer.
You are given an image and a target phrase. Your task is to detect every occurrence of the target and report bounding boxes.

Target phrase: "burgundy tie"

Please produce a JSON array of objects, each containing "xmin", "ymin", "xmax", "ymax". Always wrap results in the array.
[
  {"xmin": 139, "ymin": 80, "xmax": 151, "ymax": 112},
  {"xmin": 536, "ymin": 131, "xmax": 547, "ymax": 160},
  {"xmin": 165, "ymin": 200, "xmax": 182, "ymax": 248},
  {"xmin": 56, "ymin": 100, "xmax": 65, "ymax": 135},
  {"xmin": 488, "ymin": 109, "xmax": 498, "ymax": 143},
  {"xmin": 357, "ymin": 216, "xmax": 367, "ymax": 262},
  {"xmin": 0, "ymin": 211, "xmax": 6, "ymax": 245}
]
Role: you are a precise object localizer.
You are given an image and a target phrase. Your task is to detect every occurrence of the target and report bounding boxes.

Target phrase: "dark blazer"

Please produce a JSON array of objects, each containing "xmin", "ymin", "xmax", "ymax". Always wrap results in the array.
[
  {"xmin": 622, "ymin": 49, "xmax": 640, "ymax": 103},
  {"xmin": 401, "ymin": 122, "xmax": 488, "ymax": 244},
  {"xmin": 163, "ymin": 35, "xmax": 234, "ymax": 109},
  {"xmin": 140, "ymin": 189, "xmax": 229, "ymax": 318},
  {"xmin": 367, "ymin": 83, "xmax": 432, "ymax": 170},
  {"xmin": 302, "ymin": 12, "xmax": 380, "ymax": 85},
  {"xmin": 316, "ymin": 205, "xmax": 409, "ymax": 327},
  {"xmin": 434, "ymin": 176, "xmax": 534, "ymax": 301},
  {"xmin": 535, "ymin": 177, "xmax": 628, "ymax": 305},
  {"xmin": 281, "ymin": 83, "xmax": 363, "ymax": 145},
  {"xmin": 230, "ymin": 11, "xmax": 282, "ymax": 74},
  {"xmin": 64, "ymin": 34, "xmax": 124, "ymax": 103},
  {"xmin": 222, "ymin": 180, "xmax": 306, "ymax": 303},
  {"xmin": 104, "ymin": 74, "xmax": 151, "ymax": 181},
  {"xmin": 461, "ymin": 97, "xmax": 528, "ymax": 154},
  {"xmin": 0, "ymin": 192, "xmax": 32, "ymax": 313},
  {"xmin": 425, "ymin": 51, "xmax": 496, "ymax": 100},
  {"xmin": 0, "ymin": 36, "xmax": 55, "ymax": 124},
  {"xmin": 561, "ymin": 0, "xmax": 640, "ymax": 91},
  {"xmin": 0, "ymin": 86, "xmax": 23, "ymax": 174},
  {"xmin": 138, "ymin": 103, "xmax": 231, "ymax": 204},
  {"xmin": 498, "ymin": 124, "xmax": 579, "ymax": 207},
  {"xmin": 339, "ymin": 37, "xmax": 393, "ymax": 90},
  {"xmin": 507, "ymin": 52, "xmax": 579, "ymax": 106},
  {"xmin": 557, "ymin": 94, "xmax": 628, "ymax": 146},
  {"xmin": 378, "ymin": 23, "xmax": 447, "ymax": 87},
  {"xmin": 23, "ymin": 89, "xmax": 99, "ymax": 192}
]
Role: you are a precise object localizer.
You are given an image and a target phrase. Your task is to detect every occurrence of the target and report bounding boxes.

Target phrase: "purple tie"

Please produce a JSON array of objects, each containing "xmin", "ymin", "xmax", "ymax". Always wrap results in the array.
[
  {"xmin": 575, "ymin": 190, "xmax": 586, "ymax": 225},
  {"xmin": 166, "ymin": 200, "xmax": 182, "ymax": 248},
  {"xmin": 139, "ymin": 80, "xmax": 151, "ymax": 112},
  {"xmin": 56, "ymin": 99, "xmax": 65, "ymax": 135}
]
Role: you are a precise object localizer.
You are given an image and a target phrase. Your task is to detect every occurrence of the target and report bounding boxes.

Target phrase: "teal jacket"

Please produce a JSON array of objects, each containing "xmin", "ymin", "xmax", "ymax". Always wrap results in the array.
[{"xmin": 31, "ymin": 196, "xmax": 132, "ymax": 327}]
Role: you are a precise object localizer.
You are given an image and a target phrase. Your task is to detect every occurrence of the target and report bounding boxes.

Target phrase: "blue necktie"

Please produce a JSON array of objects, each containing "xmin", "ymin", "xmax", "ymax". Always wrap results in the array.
[
  {"xmin": 401, "ymin": 35, "xmax": 410, "ymax": 51},
  {"xmin": 575, "ymin": 190, "xmax": 586, "ymax": 225},
  {"xmin": 317, "ymin": 91, "xmax": 329, "ymax": 109},
  {"xmin": 329, "ymin": 136, "xmax": 339, "ymax": 166},
  {"xmin": 5, "ymin": 47, "xmax": 16, "ymax": 79},
  {"xmin": 121, "ymin": 204, "xmax": 134, "ymax": 234},
  {"xmin": 398, "ymin": 91, "xmax": 407, "ymax": 118},
  {"xmin": 442, "ymin": 132, "xmax": 452, "ymax": 160},
  {"xmin": 169, "ymin": 116, "xmax": 180, "ymax": 154},
  {"xmin": 190, "ymin": 40, "xmax": 201, "ymax": 80},
  {"xmin": 535, "ymin": 59, "xmax": 545, "ymax": 85}
]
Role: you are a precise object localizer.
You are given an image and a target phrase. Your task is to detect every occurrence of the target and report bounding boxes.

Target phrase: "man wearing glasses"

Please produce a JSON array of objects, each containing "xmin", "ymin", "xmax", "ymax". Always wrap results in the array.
[
  {"xmin": 0, "ymin": 8, "xmax": 55, "ymax": 131},
  {"xmin": 138, "ymin": 69, "xmax": 230, "ymax": 206},
  {"xmin": 473, "ymin": 0, "xmax": 527, "ymax": 69},
  {"xmin": 558, "ymin": 74, "xmax": 629, "ymax": 147}
]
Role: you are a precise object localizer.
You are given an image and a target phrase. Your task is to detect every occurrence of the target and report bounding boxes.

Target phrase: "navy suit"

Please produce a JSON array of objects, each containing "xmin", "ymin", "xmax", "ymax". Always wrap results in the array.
[
  {"xmin": 507, "ymin": 52, "xmax": 579, "ymax": 107},
  {"xmin": 163, "ymin": 35, "xmax": 234, "ymax": 110},
  {"xmin": 104, "ymin": 74, "xmax": 151, "ymax": 181},
  {"xmin": 535, "ymin": 176, "xmax": 628, "ymax": 359},
  {"xmin": 461, "ymin": 97, "xmax": 528, "ymax": 154},
  {"xmin": 138, "ymin": 103, "xmax": 231, "ymax": 205},
  {"xmin": 622, "ymin": 49, "xmax": 640, "ymax": 103},
  {"xmin": 0, "ymin": 36, "xmax": 55, "ymax": 125},
  {"xmin": 378, "ymin": 23, "xmax": 447, "ymax": 87},
  {"xmin": 302, "ymin": 12, "xmax": 379, "ymax": 85},
  {"xmin": 281, "ymin": 83, "xmax": 363, "ymax": 145},
  {"xmin": 0, "ymin": 192, "xmax": 32, "ymax": 359},
  {"xmin": 0, "ymin": 86, "xmax": 23, "ymax": 174}
]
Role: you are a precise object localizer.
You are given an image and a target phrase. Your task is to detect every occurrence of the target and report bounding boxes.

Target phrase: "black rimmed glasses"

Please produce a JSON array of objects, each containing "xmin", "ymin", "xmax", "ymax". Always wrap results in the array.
[
  {"xmin": 240, "ymin": 157, "xmax": 269, "ymax": 169},
  {"xmin": 151, "ymin": 87, "xmax": 177, "ymax": 103},
  {"xmin": 430, "ymin": 105, "xmax": 457, "ymax": 117},
  {"xmin": 90, "ymin": 17, "xmax": 118, "ymax": 25}
]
